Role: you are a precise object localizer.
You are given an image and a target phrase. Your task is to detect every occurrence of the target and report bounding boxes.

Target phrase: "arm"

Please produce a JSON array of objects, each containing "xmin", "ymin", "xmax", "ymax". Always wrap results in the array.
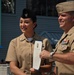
[
  {"xmin": 40, "ymin": 50, "xmax": 74, "ymax": 64},
  {"xmin": 53, "ymin": 52, "xmax": 74, "ymax": 64},
  {"xmin": 53, "ymin": 41, "xmax": 74, "ymax": 64},
  {"xmin": 40, "ymin": 38, "xmax": 53, "ymax": 73},
  {"xmin": 6, "ymin": 39, "xmax": 26, "ymax": 75},
  {"xmin": 52, "ymin": 66, "xmax": 57, "ymax": 75},
  {"xmin": 39, "ymin": 60, "xmax": 52, "ymax": 72},
  {"xmin": 10, "ymin": 61, "xmax": 26, "ymax": 75},
  {"xmin": 30, "ymin": 63, "xmax": 52, "ymax": 74},
  {"xmin": 30, "ymin": 38, "xmax": 53, "ymax": 74}
]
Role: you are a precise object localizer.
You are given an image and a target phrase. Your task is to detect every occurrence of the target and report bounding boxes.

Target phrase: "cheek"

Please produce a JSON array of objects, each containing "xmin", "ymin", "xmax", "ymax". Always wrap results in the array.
[
  {"xmin": 19, "ymin": 23, "xmax": 25, "ymax": 27},
  {"xmin": 19, "ymin": 24, "xmax": 21, "ymax": 28},
  {"xmin": 67, "ymin": 18, "xmax": 72, "ymax": 23},
  {"xmin": 28, "ymin": 24, "xmax": 33, "ymax": 28},
  {"xmin": 19, "ymin": 23, "xmax": 22, "ymax": 26},
  {"xmin": 73, "ymin": 19, "xmax": 74, "ymax": 22},
  {"xmin": 19, "ymin": 25, "xmax": 23, "ymax": 29},
  {"xmin": 64, "ymin": 18, "xmax": 70, "ymax": 23},
  {"xmin": 71, "ymin": 17, "xmax": 74, "ymax": 23}
]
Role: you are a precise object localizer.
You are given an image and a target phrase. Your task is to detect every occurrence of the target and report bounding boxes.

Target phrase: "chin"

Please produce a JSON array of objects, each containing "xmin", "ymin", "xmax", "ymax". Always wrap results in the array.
[
  {"xmin": 21, "ymin": 30, "xmax": 25, "ymax": 33},
  {"xmin": 60, "ymin": 24, "xmax": 64, "ymax": 28},
  {"xmin": 60, "ymin": 26, "xmax": 65, "ymax": 30}
]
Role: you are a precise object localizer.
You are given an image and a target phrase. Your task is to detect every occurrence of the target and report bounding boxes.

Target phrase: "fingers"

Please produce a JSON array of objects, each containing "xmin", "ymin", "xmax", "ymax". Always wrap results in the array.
[
  {"xmin": 30, "ymin": 68, "xmax": 36, "ymax": 73},
  {"xmin": 40, "ymin": 50, "xmax": 45, "ymax": 58},
  {"xmin": 40, "ymin": 50, "xmax": 50, "ymax": 59},
  {"xmin": 30, "ymin": 68, "xmax": 40, "ymax": 73}
]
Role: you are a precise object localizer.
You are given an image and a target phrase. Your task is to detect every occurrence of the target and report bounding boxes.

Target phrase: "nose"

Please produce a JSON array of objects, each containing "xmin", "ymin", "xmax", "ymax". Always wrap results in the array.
[
  {"xmin": 58, "ymin": 15, "xmax": 62, "ymax": 20},
  {"xmin": 58, "ymin": 15, "xmax": 63, "ymax": 22}
]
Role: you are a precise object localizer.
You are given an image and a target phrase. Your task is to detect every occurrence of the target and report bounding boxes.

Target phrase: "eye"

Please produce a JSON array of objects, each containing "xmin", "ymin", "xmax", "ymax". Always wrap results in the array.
[
  {"xmin": 20, "ymin": 21, "xmax": 23, "ymax": 23},
  {"xmin": 25, "ymin": 21, "xmax": 29, "ymax": 24}
]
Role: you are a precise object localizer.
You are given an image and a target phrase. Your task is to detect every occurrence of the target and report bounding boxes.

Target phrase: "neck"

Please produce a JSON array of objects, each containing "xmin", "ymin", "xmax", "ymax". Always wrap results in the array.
[
  {"xmin": 24, "ymin": 32, "xmax": 35, "ymax": 38},
  {"xmin": 64, "ymin": 25, "xmax": 73, "ymax": 33}
]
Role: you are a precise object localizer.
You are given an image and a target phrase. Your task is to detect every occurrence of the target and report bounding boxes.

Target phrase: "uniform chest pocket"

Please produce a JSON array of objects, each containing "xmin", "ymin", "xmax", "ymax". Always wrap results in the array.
[{"xmin": 58, "ymin": 44, "xmax": 70, "ymax": 53}]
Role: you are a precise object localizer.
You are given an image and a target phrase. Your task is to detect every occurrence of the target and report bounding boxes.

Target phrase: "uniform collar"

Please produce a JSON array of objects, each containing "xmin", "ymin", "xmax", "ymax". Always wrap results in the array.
[
  {"xmin": 66, "ymin": 26, "xmax": 74, "ymax": 36},
  {"xmin": 19, "ymin": 33, "xmax": 26, "ymax": 41},
  {"xmin": 19, "ymin": 33, "xmax": 41, "ymax": 41},
  {"xmin": 59, "ymin": 26, "xmax": 74, "ymax": 43}
]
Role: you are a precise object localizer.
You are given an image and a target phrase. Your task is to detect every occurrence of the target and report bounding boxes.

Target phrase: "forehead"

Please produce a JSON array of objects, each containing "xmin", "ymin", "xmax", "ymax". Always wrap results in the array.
[
  {"xmin": 20, "ymin": 17, "xmax": 32, "ymax": 21},
  {"xmin": 58, "ymin": 12, "xmax": 71, "ymax": 16}
]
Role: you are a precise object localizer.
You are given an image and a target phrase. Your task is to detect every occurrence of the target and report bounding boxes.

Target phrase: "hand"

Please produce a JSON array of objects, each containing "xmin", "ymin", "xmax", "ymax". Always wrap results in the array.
[
  {"xmin": 40, "ymin": 50, "xmax": 50, "ymax": 59},
  {"xmin": 30, "ymin": 68, "xmax": 36, "ymax": 73},
  {"xmin": 40, "ymin": 64, "xmax": 52, "ymax": 72}
]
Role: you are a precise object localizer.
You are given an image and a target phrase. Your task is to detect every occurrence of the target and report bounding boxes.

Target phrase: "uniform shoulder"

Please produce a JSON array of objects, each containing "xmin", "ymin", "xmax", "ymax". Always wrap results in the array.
[
  {"xmin": 36, "ymin": 33, "xmax": 49, "ymax": 41},
  {"xmin": 9, "ymin": 34, "xmax": 22, "ymax": 44}
]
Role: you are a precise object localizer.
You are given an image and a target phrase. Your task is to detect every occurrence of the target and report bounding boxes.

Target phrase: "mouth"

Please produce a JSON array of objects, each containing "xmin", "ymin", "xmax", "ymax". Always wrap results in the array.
[
  {"xmin": 59, "ymin": 23, "xmax": 63, "ymax": 25},
  {"xmin": 59, "ymin": 21, "xmax": 64, "ymax": 25},
  {"xmin": 21, "ymin": 27, "xmax": 27, "ymax": 31}
]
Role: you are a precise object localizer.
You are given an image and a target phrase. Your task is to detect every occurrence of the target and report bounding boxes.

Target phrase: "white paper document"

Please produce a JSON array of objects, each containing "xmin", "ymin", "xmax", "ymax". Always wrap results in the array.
[{"xmin": 33, "ymin": 41, "xmax": 42, "ymax": 70}]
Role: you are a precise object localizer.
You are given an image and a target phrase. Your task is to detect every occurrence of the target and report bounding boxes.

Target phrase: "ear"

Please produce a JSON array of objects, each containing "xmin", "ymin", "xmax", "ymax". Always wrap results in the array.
[
  {"xmin": 72, "ymin": 16, "xmax": 74, "ymax": 22},
  {"xmin": 71, "ymin": 15, "xmax": 74, "ymax": 22},
  {"xmin": 73, "ymin": 19, "xmax": 74, "ymax": 22},
  {"xmin": 33, "ymin": 22, "xmax": 37, "ymax": 29}
]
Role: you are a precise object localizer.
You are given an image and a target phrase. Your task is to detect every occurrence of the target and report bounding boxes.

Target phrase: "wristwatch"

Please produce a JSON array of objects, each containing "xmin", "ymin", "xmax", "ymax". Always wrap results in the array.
[{"xmin": 49, "ymin": 52, "xmax": 55, "ymax": 59}]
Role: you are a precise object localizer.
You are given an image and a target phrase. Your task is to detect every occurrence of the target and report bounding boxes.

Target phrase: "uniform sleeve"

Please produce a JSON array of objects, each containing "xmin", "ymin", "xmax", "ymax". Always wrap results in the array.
[
  {"xmin": 42, "ymin": 38, "xmax": 53, "ymax": 64},
  {"xmin": 5, "ymin": 39, "xmax": 17, "ymax": 62},
  {"xmin": 71, "ymin": 40, "xmax": 74, "ymax": 52},
  {"xmin": 43, "ymin": 38, "xmax": 53, "ymax": 52},
  {"xmin": 69, "ymin": 34, "xmax": 74, "ymax": 52}
]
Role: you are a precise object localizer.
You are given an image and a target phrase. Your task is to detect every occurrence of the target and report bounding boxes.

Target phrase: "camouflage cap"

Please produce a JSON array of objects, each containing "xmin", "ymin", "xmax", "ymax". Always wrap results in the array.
[
  {"xmin": 56, "ymin": 1, "xmax": 74, "ymax": 13},
  {"xmin": 21, "ymin": 8, "xmax": 37, "ymax": 22}
]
